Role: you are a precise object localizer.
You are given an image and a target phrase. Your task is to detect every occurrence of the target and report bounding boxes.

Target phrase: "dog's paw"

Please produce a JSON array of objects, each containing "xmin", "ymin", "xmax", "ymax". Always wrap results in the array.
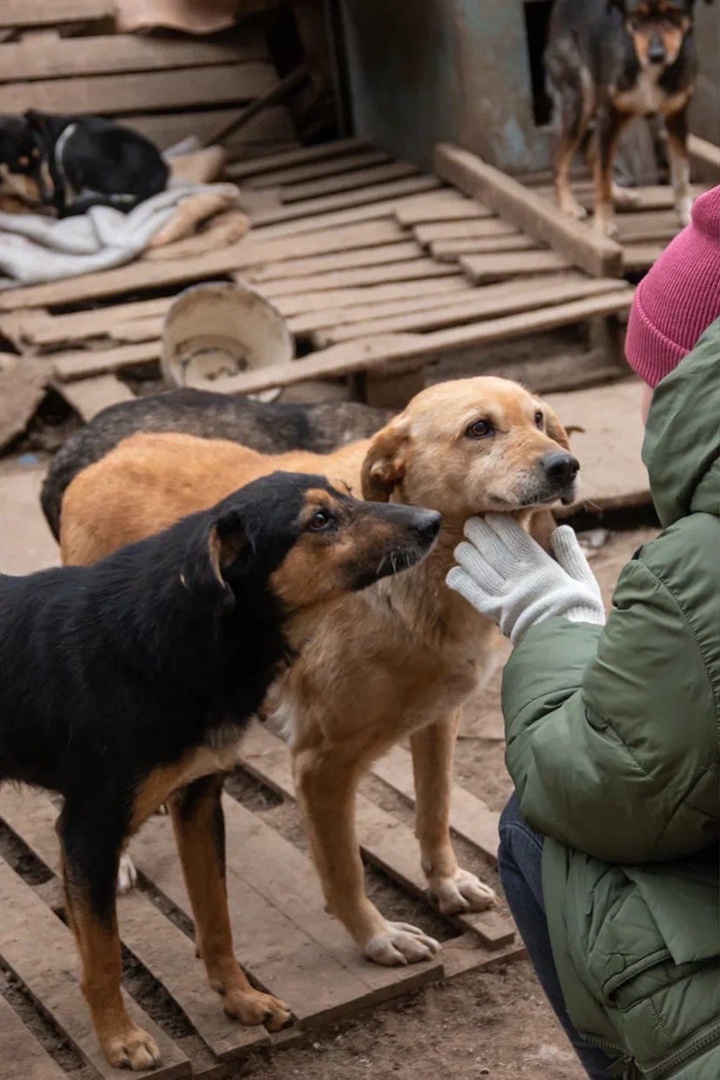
[
  {"xmin": 103, "ymin": 1024, "xmax": 160, "ymax": 1071},
  {"xmin": 676, "ymin": 197, "xmax": 693, "ymax": 227},
  {"xmin": 222, "ymin": 988, "xmax": 292, "ymax": 1032},
  {"xmin": 560, "ymin": 197, "xmax": 588, "ymax": 220},
  {"xmin": 116, "ymin": 853, "xmax": 138, "ymax": 895},
  {"xmin": 429, "ymin": 868, "xmax": 498, "ymax": 916},
  {"xmin": 612, "ymin": 184, "xmax": 641, "ymax": 209},
  {"xmin": 364, "ymin": 921, "xmax": 440, "ymax": 966},
  {"xmin": 594, "ymin": 216, "xmax": 619, "ymax": 239}
]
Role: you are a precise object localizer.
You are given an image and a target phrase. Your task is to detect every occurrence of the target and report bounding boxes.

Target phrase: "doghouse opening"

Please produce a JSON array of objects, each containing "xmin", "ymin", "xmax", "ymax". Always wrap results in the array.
[{"xmin": 524, "ymin": 0, "xmax": 553, "ymax": 127}]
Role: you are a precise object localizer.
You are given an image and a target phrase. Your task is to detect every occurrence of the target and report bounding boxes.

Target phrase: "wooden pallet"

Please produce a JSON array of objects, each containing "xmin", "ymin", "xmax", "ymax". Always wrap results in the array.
[
  {"xmin": 0, "ymin": 138, "xmax": 638, "ymax": 415},
  {"xmin": 0, "ymin": 726, "xmax": 520, "ymax": 1078},
  {"xmin": 0, "ymin": 7, "xmax": 297, "ymax": 162}
]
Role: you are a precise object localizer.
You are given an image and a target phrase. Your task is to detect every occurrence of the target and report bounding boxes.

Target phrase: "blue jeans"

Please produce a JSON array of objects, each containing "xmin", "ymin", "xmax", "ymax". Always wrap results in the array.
[{"xmin": 498, "ymin": 793, "xmax": 614, "ymax": 1079}]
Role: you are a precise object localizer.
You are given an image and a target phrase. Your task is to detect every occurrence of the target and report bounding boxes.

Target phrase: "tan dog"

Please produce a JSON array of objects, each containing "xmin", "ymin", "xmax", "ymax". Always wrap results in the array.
[{"xmin": 61, "ymin": 376, "xmax": 578, "ymax": 967}]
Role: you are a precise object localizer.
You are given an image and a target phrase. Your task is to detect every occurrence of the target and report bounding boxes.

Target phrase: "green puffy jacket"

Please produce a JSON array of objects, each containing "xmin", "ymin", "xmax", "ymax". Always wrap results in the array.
[{"xmin": 501, "ymin": 319, "xmax": 720, "ymax": 1079}]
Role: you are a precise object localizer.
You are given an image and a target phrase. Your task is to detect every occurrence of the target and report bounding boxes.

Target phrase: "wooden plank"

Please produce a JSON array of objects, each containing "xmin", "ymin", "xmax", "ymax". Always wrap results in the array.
[
  {"xmin": 287, "ymin": 284, "xmax": 476, "ymax": 335},
  {"xmin": 0, "ymin": 786, "xmax": 269, "ymax": 1063},
  {"xmin": 460, "ymin": 249, "xmax": 572, "ymax": 283},
  {"xmin": 125, "ymin": 107, "xmax": 296, "ymax": 153},
  {"xmin": 28, "ymin": 298, "xmax": 171, "ymax": 348},
  {"xmin": 57, "ymin": 374, "xmax": 137, "ymax": 415},
  {"xmin": 220, "ymin": 797, "xmax": 445, "ymax": 1001},
  {"xmin": 212, "ymin": 289, "xmax": 635, "ymax": 396},
  {"xmin": 54, "ymin": 344, "xmax": 158, "ymax": 383},
  {"xmin": 312, "ymin": 275, "xmax": 626, "ymax": 347},
  {"xmin": 0, "ymin": 34, "xmax": 267, "ymax": 81},
  {"xmin": 0, "ymin": 0, "xmax": 113, "ymax": 26},
  {"xmin": 281, "ymin": 162, "xmax": 419, "ymax": 203},
  {"xmin": 371, "ymin": 747, "xmax": 499, "ymax": 865},
  {"xmin": 688, "ymin": 134, "xmax": 720, "ymax": 172},
  {"xmin": 240, "ymin": 727, "xmax": 514, "ymax": 950},
  {"xmin": 272, "ymin": 276, "xmax": 470, "ymax": 318},
  {"xmin": 395, "ymin": 194, "xmax": 493, "ymax": 226},
  {"xmin": 0, "ymin": 996, "xmax": 68, "ymax": 1080},
  {"xmin": 616, "ymin": 210, "xmax": 681, "ymax": 244},
  {"xmin": 0, "ymin": 857, "xmax": 189, "ymax": 1079},
  {"xmin": 414, "ymin": 219, "xmax": 519, "ymax": 245},
  {"xmin": 0, "ymin": 64, "xmax": 279, "ymax": 116},
  {"xmin": 435, "ymin": 143, "xmax": 623, "ymax": 278},
  {"xmin": 431, "ymin": 235, "xmax": 538, "ymax": 261},
  {"xmin": 131, "ymin": 813, "xmax": 434, "ymax": 1029},
  {"xmin": 532, "ymin": 182, "xmax": 707, "ymax": 213},
  {"xmin": 0, "ymin": 221, "xmax": 404, "ymax": 311},
  {"xmin": 243, "ymin": 149, "xmax": 390, "ymax": 189},
  {"xmin": 254, "ymin": 258, "xmax": 458, "ymax": 299},
  {"xmin": 227, "ymin": 137, "xmax": 371, "ymax": 180},
  {"xmin": 252, "ymin": 176, "xmax": 442, "ymax": 226},
  {"xmin": 244, "ymin": 198, "xmax": 415, "ymax": 238},
  {"xmin": 248, "ymin": 241, "xmax": 422, "ymax": 283},
  {"xmin": 623, "ymin": 242, "xmax": 667, "ymax": 272}
]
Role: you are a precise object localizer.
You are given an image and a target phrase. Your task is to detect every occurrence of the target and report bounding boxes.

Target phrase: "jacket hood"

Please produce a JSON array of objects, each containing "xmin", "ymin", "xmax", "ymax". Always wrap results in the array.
[{"xmin": 642, "ymin": 319, "xmax": 720, "ymax": 528}]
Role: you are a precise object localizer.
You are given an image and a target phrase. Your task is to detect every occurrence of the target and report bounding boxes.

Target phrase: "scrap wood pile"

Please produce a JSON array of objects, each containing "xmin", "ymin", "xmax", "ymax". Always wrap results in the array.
[
  {"xmin": 1, "ymin": 139, "xmax": 644, "ymax": 445},
  {"xmin": 0, "ymin": 0, "xmax": 298, "ymax": 161}
]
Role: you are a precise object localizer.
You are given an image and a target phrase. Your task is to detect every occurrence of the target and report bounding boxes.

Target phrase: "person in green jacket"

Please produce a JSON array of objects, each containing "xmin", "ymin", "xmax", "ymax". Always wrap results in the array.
[{"xmin": 447, "ymin": 186, "xmax": 720, "ymax": 1080}]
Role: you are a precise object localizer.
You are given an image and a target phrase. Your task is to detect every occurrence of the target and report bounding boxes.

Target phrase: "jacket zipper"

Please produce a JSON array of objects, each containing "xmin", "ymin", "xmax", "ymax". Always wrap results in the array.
[
  {"xmin": 581, "ymin": 1034, "xmax": 637, "ymax": 1078},
  {"xmin": 644, "ymin": 1024, "xmax": 720, "ymax": 1080}
]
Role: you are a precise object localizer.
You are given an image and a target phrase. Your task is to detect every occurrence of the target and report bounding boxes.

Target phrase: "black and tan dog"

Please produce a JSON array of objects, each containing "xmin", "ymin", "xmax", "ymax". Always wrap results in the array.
[
  {"xmin": 545, "ymin": 0, "xmax": 709, "ymax": 236},
  {"xmin": 0, "ymin": 110, "xmax": 168, "ymax": 217},
  {"xmin": 0, "ymin": 472, "xmax": 439, "ymax": 1070}
]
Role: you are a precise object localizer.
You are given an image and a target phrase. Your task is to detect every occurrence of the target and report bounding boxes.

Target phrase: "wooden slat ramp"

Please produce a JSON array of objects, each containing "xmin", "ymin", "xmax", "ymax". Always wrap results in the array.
[
  {"xmin": 0, "ymin": 732, "xmax": 521, "ymax": 1077},
  {"xmin": 0, "ymin": 138, "xmax": 639, "ymax": 414}
]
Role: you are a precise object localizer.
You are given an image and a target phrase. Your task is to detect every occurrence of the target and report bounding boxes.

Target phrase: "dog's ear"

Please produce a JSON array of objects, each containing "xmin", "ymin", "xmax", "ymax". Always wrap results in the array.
[
  {"xmin": 361, "ymin": 417, "xmax": 412, "ymax": 502},
  {"xmin": 184, "ymin": 511, "xmax": 251, "ymax": 614},
  {"xmin": 544, "ymin": 406, "xmax": 571, "ymax": 451}
]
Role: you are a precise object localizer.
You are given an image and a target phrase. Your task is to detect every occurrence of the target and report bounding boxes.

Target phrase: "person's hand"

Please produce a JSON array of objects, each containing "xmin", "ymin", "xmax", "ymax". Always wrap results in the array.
[{"xmin": 446, "ymin": 514, "xmax": 605, "ymax": 644}]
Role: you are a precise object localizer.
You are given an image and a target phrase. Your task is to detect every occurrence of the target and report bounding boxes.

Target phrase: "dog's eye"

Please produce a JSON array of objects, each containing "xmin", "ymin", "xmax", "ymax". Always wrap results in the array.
[
  {"xmin": 534, "ymin": 410, "xmax": 544, "ymax": 429},
  {"xmin": 307, "ymin": 509, "xmax": 334, "ymax": 532},
  {"xmin": 465, "ymin": 419, "xmax": 494, "ymax": 439}
]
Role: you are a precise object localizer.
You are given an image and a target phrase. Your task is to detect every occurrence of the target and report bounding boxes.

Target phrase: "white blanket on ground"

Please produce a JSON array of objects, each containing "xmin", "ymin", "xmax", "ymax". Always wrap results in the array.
[{"xmin": 0, "ymin": 181, "xmax": 240, "ymax": 289}]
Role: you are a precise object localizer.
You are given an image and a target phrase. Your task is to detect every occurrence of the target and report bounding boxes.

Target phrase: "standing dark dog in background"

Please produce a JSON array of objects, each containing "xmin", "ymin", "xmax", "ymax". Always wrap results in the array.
[
  {"xmin": 0, "ymin": 472, "xmax": 440, "ymax": 1070},
  {"xmin": 0, "ymin": 110, "xmax": 168, "ymax": 217},
  {"xmin": 545, "ymin": 0, "xmax": 709, "ymax": 236}
]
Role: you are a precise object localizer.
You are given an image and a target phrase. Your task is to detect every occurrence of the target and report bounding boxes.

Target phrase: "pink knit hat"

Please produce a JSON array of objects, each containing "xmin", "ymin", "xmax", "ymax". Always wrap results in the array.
[{"xmin": 625, "ymin": 185, "xmax": 720, "ymax": 388}]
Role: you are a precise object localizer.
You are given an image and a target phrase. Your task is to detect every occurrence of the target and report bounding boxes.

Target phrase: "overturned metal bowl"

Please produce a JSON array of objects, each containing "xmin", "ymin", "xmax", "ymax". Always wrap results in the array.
[{"xmin": 161, "ymin": 281, "xmax": 293, "ymax": 400}]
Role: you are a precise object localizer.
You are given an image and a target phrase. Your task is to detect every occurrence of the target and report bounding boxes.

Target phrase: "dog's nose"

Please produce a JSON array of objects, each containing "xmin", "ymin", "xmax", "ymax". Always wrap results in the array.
[
  {"xmin": 648, "ymin": 42, "xmax": 666, "ymax": 64},
  {"xmin": 411, "ymin": 509, "xmax": 442, "ymax": 542},
  {"xmin": 541, "ymin": 452, "xmax": 579, "ymax": 487}
]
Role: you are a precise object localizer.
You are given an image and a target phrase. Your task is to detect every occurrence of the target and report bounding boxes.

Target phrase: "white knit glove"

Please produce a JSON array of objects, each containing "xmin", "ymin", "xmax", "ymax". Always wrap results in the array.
[{"xmin": 446, "ymin": 515, "xmax": 605, "ymax": 644}]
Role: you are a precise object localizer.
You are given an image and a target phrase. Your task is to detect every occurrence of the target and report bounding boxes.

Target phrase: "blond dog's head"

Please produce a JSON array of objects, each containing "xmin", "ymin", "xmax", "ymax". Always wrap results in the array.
[{"xmin": 361, "ymin": 376, "xmax": 577, "ymax": 518}]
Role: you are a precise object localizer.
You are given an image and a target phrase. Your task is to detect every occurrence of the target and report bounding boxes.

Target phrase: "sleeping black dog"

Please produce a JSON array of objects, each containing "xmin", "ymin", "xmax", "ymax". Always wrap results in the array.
[
  {"xmin": 0, "ymin": 110, "xmax": 168, "ymax": 217},
  {"xmin": 0, "ymin": 471, "xmax": 440, "ymax": 1070}
]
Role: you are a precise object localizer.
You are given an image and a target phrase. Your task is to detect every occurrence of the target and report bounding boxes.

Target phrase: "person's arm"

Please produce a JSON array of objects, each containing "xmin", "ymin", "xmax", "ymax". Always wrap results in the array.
[
  {"xmin": 447, "ymin": 516, "xmax": 717, "ymax": 862},
  {"xmin": 502, "ymin": 553, "xmax": 716, "ymax": 862}
]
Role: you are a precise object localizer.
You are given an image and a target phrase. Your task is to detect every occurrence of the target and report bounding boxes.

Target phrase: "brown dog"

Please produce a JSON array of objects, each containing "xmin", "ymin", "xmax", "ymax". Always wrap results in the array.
[{"xmin": 60, "ymin": 376, "xmax": 578, "ymax": 966}]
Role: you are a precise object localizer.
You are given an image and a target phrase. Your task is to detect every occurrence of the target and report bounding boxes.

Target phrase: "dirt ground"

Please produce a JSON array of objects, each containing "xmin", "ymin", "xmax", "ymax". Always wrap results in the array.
[{"xmin": 233, "ymin": 524, "xmax": 658, "ymax": 1080}]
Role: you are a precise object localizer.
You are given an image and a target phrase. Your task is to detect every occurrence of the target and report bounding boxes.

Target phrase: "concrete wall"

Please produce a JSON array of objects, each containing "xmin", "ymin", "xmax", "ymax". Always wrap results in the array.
[{"xmin": 338, "ymin": 0, "xmax": 552, "ymax": 174}]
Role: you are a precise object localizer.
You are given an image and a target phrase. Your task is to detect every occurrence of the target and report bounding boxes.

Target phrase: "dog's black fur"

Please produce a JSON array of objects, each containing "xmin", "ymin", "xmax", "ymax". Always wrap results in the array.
[
  {"xmin": 0, "ymin": 470, "xmax": 440, "ymax": 1068},
  {"xmin": 41, "ymin": 389, "xmax": 393, "ymax": 541},
  {"xmin": 0, "ymin": 110, "xmax": 168, "ymax": 217},
  {"xmin": 545, "ymin": 0, "xmax": 709, "ymax": 234}
]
